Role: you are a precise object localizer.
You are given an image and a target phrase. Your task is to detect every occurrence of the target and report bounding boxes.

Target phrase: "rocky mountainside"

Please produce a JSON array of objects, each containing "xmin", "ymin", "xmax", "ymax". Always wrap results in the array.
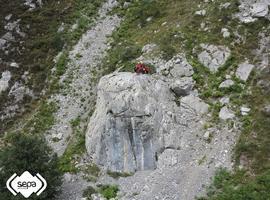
[
  {"xmin": 0, "ymin": 0, "xmax": 106, "ymax": 132},
  {"xmin": 1, "ymin": 0, "xmax": 270, "ymax": 200}
]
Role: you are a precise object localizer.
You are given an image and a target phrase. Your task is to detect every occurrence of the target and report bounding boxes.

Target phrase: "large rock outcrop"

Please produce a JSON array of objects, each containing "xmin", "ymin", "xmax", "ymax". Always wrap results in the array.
[{"xmin": 85, "ymin": 72, "xmax": 208, "ymax": 173}]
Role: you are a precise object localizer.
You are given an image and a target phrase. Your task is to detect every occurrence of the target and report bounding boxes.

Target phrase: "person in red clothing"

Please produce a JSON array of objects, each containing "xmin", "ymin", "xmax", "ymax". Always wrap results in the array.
[{"xmin": 134, "ymin": 62, "xmax": 150, "ymax": 74}]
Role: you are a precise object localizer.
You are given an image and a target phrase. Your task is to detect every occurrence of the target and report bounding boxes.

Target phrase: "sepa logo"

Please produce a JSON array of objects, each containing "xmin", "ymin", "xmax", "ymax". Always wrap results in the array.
[{"xmin": 6, "ymin": 171, "xmax": 47, "ymax": 198}]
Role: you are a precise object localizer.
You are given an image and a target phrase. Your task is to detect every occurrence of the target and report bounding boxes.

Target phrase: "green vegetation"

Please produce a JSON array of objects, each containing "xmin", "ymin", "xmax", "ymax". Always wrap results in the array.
[
  {"xmin": 1, "ymin": 0, "xmax": 105, "ymax": 133},
  {"xmin": 234, "ymin": 72, "xmax": 270, "ymax": 174},
  {"xmin": 198, "ymin": 169, "xmax": 270, "ymax": 200},
  {"xmin": 83, "ymin": 186, "xmax": 97, "ymax": 200},
  {"xmin": 3, "ymin": 101, "xmax": 57, "ymax": 148},
  {"xmin": 0, "ymin": 134, "xmax": 62, "ymax": 200},
  {"xmin": 83, "ymin": 184, "xmax": 119, "ymax": 200},
  {"xmin": 107, "ymin": 170, "xmax": 132, "ymax": 179},
  {"xmin": 2, "ymin": 0, "xmax": 106, "ymax": 174},
  {"xmin": 55, "ymin": 52, "xmax": 69, "ymax": 76},
  {"xmin": 58, "ymin": 117, "xmax": 86, "ymax": 173},
  {"xmin": 85, "ymin": 164, "xmax": 100, "ymax": 177},
  {"xmin": 83, "ymin": 163, "xmax": 101, "ymax": 182},
  {"xmin": 57, "ymin": 132, "xmax": 85, "ymax": 173},
  {"xmin": 102, "ymin": 0, "xmax": 166, "ymax": 74},
  {"xmin": 22, "ymin": 101, "xmax": 57, "ymax": 135},
  {"xmin": 99, "ymin": 185, "xmax": 119, "ymax": 200}
]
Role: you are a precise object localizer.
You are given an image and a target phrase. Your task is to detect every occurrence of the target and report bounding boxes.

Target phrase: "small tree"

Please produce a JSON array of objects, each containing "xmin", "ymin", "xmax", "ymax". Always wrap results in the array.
[{"xmin": 0, "ymin": 134, "xmax": 62, "ymax": 200}]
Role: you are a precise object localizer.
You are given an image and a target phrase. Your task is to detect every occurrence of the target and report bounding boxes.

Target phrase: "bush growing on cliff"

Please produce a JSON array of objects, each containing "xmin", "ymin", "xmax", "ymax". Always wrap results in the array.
[{"xmin": 0, "ymin": 134, "xmax": 62, "ymax": 200}]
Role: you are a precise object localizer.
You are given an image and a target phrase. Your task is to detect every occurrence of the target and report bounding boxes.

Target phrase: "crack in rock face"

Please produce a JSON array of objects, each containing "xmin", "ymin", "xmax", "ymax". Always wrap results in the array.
[{"xmin": 85, "ymin": 72, "xmax": 209, "ymax": 173}]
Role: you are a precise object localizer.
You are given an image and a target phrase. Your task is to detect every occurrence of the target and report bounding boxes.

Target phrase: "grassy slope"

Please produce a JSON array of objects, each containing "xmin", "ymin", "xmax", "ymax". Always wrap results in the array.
[
  {"xmin": 104, "ymin": 0, "xmax": 270, "ymax": 199},
  {"xmin": 1, "ymin": 0, "xmax": 105, "ymax": 173},
  {"xmin": 0, "ymin": 0, "xmax": 105, "ymax": 133}
]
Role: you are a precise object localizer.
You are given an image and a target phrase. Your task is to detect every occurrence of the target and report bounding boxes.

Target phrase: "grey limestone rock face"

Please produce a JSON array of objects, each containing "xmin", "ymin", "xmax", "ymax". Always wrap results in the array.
[
  {"xmin": 85, "ymin": 72, "xmax": 208, "ymax": 173},
  {"xmin": 198, "ymin": 44, "xmax": 231, "ymax": 73}
]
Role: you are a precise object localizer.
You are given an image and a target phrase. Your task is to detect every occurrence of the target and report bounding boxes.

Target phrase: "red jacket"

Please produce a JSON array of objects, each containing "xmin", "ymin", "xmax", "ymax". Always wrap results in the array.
[{"xmin": 134, "ymin": 63, "xmax": 150, "ymax": 74}]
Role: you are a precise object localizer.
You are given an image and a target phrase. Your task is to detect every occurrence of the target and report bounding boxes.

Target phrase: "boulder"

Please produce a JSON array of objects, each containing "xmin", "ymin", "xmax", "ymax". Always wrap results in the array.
[
  {"xmin": 86, "ymin": 73, "xmax": 171, "ymax": 172},
  {"xmin": 219, "ymin": 106, "xmax": 235, "ymax": 120},
  {"xmin": 5, "ymin": 14, "xmax": 12, "ymax": 21},
  {"xmin": 0, "ymin": 39, "xmax": 6, "ymax": 50},
  {"xmin": 219, "ymin": 79, "xmax": 234, "ymax": 88},
  {"xmin": 85, "ymin": 72, "xmax": 208, "ymax": 173},
  {"xmin": 220, "ymin": 2, "xmax": 231, "ymax": 9},
  {"xmin": 0, "ymin": 71, "xmax": 11, "ymax": 94},
  {"xmin": 170, "ymin": 77, "xmax": 194, "ymax": 97},
  {"xmin": 195, "ymin": 10, "xmax": 206, "ymax": 16},
  {"xmin": 251, "ymin": 3, "xmax": 269, "ymax": 17},
  {"xmin": 162, "ymin": 55, "xmax": 194, "ymax": 78},
  {"xmin": 10, "ymin": 62, "xmax": 19, "ymax": 68},
  {"xmin": 262, "ymin": 105, "xmax": 270, "ymax": 116},
  {"xmin": 241, "ymin": 107, "xmax": 251, "ymax": 116},
  {"xmin": 123, "ymin": 2, "xmax": 131, "ymax": 9},
  {"xmin": 2, "ymin": 32, "xmax": 15, "ymax": 42},
  {"xmin": 181, "ymin": 94, "xmax": 209, "ymax": 115},
  {"xmin": 203, "ymin": 131, "xmax": 210, "ymax": 141},
  {"xmin": 198, "ymin": 44, "xmax": 231, "ymax": 72},
  {"xmin": 221, "ymin": 28, "xmax": 230, "ymax": 38},
  {"xmin": 219, "ymin": 97, "xmax": 230, "ymax": 105},
  {"xmin": 236, "ymin": 62, "xmax": 255, "ymax": 81}
]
